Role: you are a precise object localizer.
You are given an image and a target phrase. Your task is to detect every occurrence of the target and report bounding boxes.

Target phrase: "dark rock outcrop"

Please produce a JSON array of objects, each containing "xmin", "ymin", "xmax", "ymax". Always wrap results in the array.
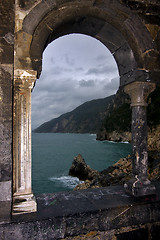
[
  {"xmin": 69, "ymin": 154, "xmax": 99, "ymax": 181},
  {"xmin": 71, "ymin": 153, "xmax": 160, "ymax": 190},
  {"xmin": 97, "ymin": 125, "xmax": 160, "ymax": 152},
  {"xmin": 96, "ymin": 130, "xmax": 131, "ymax": 143},
  {"xmin": 73, "ymin": 155, "xmax": 132, "ymax": 190}
]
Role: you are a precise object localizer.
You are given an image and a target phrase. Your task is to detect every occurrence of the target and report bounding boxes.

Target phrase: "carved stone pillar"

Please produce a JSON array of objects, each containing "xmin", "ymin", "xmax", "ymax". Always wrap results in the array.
[
  {"xmin": 124, "ymin": 81, "xmax": 156, "ymax": 197},
  {"xmin": 13, "ymin": 70, "xmax": 37, "ymax": 215}
]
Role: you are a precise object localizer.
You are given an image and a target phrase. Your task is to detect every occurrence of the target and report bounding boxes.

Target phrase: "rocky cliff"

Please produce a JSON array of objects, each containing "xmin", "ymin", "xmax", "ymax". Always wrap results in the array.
[{"xmin": 97, "ymin": 83, "xmax": 160, "ymax": 152}]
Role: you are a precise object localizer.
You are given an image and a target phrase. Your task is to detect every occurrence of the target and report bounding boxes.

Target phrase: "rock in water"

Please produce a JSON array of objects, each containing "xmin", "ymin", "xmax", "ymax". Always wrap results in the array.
[{"xmin": 69, "ymin": 154, "xmax": 99, "ymax": 181}]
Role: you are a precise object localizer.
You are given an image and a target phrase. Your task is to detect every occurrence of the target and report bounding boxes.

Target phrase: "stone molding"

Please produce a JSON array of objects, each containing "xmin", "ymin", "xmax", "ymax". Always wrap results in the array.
[
  {"xmin": 124, "ymin": 81, "xmax": 156, "ymax": 107},
  {"xmin": 14, "ymin": 69, "xmax": 37, "ymax": 89}
]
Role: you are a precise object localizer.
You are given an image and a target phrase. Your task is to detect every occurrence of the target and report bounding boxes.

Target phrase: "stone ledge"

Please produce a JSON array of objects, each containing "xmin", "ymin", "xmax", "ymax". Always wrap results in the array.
[{"xmin": 0, "ymin": 183, "xmax": 160, "ymax": 239}]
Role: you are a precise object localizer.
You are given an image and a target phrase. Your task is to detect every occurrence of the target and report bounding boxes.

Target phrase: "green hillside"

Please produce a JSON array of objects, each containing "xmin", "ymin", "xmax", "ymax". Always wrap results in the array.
[{"xmin": 34, "ymin": 95, "xmax": 114, "ymax": 133}]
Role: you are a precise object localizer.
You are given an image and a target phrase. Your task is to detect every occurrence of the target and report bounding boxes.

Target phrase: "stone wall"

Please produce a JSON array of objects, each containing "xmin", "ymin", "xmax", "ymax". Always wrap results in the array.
[
  {"xmin": 1, "ymin": 220, "xmax": 160, "ymax": 240},
  {"xmin": 0, "ymin": 0, "xmax": 15, "ymax": 215}
]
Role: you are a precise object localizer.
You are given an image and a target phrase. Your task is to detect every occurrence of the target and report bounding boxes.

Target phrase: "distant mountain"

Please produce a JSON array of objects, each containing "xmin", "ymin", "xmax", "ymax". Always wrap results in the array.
[{"xmin": 33, "ymin": 95, "xmax": 114, "ymax": 133}]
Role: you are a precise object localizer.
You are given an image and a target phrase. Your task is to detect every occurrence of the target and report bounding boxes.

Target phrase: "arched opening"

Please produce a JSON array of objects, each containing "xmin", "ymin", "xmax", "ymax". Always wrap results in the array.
[
  {"xmin": 31, "ymin": 33, "xmax": 120, "ymax": 130},
  {"xmin": 12, "ymin": 1, "xmax": 157, "ymax": 214},
  {"xmin": 31, "ymin": 33, "xmax": 131, "ymax": 195}
]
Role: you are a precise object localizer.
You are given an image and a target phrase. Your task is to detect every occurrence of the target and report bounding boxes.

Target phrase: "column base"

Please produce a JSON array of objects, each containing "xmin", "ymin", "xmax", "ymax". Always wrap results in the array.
[
  {"xmin": 124, "ymin": 177, "xmax": 156, "ymax": 197},
  {"xmin": 12, "ymin": 193, "xmax": 37, "ymax": 215}
]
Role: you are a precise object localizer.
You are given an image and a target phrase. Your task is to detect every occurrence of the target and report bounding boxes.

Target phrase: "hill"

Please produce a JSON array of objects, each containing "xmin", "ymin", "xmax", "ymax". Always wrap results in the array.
[{"xmin": 33, "ymin": 95, "xmax": 114, "ymax": 133}]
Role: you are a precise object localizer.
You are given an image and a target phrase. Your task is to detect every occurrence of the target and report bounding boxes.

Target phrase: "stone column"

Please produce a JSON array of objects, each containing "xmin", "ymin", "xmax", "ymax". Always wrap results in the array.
[
  {"xmin": 124, "ymin": 81, "xmax": 156, "ymax": 197},
  {"xmin": 12, "ymin": 70, "xmax": 37, "ymax": 215}
]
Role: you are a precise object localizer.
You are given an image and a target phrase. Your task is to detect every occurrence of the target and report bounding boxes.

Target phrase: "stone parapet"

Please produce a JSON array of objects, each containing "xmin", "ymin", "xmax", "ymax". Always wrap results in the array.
[{"xmin": 1, "ymin": 184, "xmax": 160, "ymax": 239}]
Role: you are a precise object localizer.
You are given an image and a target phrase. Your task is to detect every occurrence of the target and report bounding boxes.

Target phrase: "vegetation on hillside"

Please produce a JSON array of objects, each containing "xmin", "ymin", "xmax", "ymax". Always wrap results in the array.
[
  {"xmin": 34, "ymin": 95, "xmax": 114, "ymax": 133},
  {"xmin": 102, "ymin": 83, "xmax": 160, "ymax": 134},
  {"xmin": 104, "ymin": 103, "xmax": 132, "ymax": 133}
]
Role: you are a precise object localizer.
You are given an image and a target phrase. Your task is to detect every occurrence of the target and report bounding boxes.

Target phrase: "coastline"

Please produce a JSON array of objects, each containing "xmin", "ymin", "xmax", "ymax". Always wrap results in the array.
[{"xmin": 71, "ymin": 151, "xmax": 160, "ymax": 191}]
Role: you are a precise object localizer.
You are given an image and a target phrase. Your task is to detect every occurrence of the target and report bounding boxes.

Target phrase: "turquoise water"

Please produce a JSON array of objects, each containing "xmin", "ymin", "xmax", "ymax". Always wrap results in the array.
[{"xmin": 32, "ymin": 133, "xmax": 131, "ymax": 195}]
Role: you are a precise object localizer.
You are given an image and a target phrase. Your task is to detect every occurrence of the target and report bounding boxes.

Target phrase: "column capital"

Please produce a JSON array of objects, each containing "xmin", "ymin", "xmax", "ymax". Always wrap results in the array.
[
  {"xmin": 14, "ymin": 69, "xmax": 37, "ymax": 91},
  {"xmin": 124, "ymin": 81, "xmax": 156, "ymax": 107}
]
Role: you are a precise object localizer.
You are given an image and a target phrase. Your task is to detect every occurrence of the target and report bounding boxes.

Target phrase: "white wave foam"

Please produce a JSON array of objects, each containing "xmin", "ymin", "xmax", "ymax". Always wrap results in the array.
[
  {"xmin": 49, "ymin": 175, "xmax": 84, "ymax": 189},
  {"xmin": 103, "ymin": 140, "xmax": 129, "ymax": 144},
  {"xmin": 103, "ymin": 140, "xmax": 116, "ymax": 143}
]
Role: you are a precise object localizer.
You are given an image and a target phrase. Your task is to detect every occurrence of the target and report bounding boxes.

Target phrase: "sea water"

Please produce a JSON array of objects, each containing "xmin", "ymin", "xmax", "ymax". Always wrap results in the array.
[{"xmin": 32, "ymin": 133, "xmax": 131, "ymax": 195}]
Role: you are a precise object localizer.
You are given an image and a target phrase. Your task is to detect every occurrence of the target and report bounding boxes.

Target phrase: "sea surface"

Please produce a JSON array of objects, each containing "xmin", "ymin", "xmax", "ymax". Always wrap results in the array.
[{"xmin": 32, "ymin": 133, "xmax": 131, "ymax": 195}]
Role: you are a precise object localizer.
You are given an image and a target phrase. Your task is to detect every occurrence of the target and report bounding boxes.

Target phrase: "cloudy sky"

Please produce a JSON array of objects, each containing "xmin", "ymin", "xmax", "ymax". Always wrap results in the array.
[{"xmin": 31, "ymin": 34, "xmax": 119, "ymax": 129}]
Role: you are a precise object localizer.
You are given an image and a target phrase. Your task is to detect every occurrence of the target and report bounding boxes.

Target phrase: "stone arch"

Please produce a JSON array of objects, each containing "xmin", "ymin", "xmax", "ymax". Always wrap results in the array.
[
  {"xmin": 23, "ymin": 0, "xmax": 155, "ymax": 84},
  {"xmin": 13, "ymin": 0, "xmax": 158, "ymax": 215}
]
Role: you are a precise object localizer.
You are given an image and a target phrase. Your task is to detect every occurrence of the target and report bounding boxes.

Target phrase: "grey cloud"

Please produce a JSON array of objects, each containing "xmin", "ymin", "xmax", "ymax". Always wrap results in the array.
[
  {"xmin": 32, "ymin": 89, "xmax": 82, "ymax": 129},
  {"xmin": 104, "ymin": 77, "xmax": 120, "ymax": 91},
  {"xmin": 86, "ymin": 65, "xmax": 117, "ymax": 75},
  {"xmin": 65, "ymin": 53, "xmax": 75, "ymax": 66},
  {"xmin": 50, "ymin": 57, "xmax": 55, "ymax": 64},
  {"xmin": 50, "ymin": 66, "xmax": 73, "ymax": 75},
  {"xmin": 96, "ymin": 54, "xmax": 108, "ymax": 62},
  {"xmin": 35, "ymin": 74, "xmax": 75, "ymax": 93},
  {"xmin": 79, "ymin": 79, "xmax": 95, "ymax": 87},
  {"xmin": 76, "ymin": 67, "xmax": 84, "ymax": 71},
  {"xmin": 40, "ymin": 65, "xmax": 73, "ymax": 78}
]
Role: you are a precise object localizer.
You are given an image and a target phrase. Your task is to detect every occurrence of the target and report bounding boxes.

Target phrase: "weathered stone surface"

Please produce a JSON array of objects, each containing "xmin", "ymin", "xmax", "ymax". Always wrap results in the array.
[
  {"xmin": 18, "ymin": 0, "xmax": 39, "ymax": 10},
  {"xmin": 0, "ymin": 201, "xmax": 11, "ymax": 223},
  {"xmin": 0, "ymin": 38, "xmax": 14, "ymax": 64},
  {"xmin": 113, "ymin": 42, "xmax": 137, "ymax": 76},
  {"xmin": 1, "ymin": 184, "xmax": 160, "ymax": 239},
  {"xmin": 0, "ymin": 181, "xmax": 11, "ymax": 201},
  {"xmin": 12, "ymin": 70, "xmax": 37, "ymax": 215},
  {"xmin": 151, "ymin": 224, "xmax": 160, "ymax": 240},
  {"xmin": 124, "ymin": 82, "xmax": 156, "ymax": 197},
  {"xmin": 120, "ymin": 69, "xmax": 151, "ymax": 86},
  {"xmin": 95, "ymin": 22, "xmax": 127, "ymax": 53},
  {"xmin": 0, "ymin": 66, "xmax": 12, "ymax": 185},
  {"xmin": 0, "ymin": 0, "xmax": 14, "ymax": 212},
  {"xmin": 0, "ymin": 0, "xmax": 15, "ymax": 32},
  {"xmin": 116, "ymin": 228, "xmax": 148, "ymax": 240}
]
